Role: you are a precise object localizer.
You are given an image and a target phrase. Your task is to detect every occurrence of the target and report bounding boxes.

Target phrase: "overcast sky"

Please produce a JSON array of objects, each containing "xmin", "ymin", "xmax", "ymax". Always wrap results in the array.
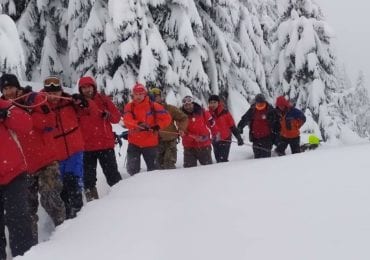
[{"xmin": 319, "ymin": 0, "xmax": 370, "ymax": 86}]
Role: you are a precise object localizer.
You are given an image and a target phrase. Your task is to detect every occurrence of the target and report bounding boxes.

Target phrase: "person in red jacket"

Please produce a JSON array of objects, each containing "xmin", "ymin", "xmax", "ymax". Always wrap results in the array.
[
  {"xmin": 0, "ymin": 98, "xmax": 36, "ymax": 259},
  {"xmin": 43, "ymin": 76, "xmax": 97, "ymax": 219},
  {"xmin": 237, "ymin": 94, "xmax": 279, "ymax": 159},
  {"xmin": 0, "ymin": 74, "xmax": 66, "ymax": 239},
  {"xmin": 78, "ymin": 76, "xmax": 122, "ymax": 201},
  {"xmin": 275, "ymin": 96, "xmax": 306, "ymax": 155},
  {"xmin": 181, "ymin": 96, "xmax": 217, "ymax": 167},
  {"xmin": 207, "ymin": 95, "xmax": 244, "ymax": 162},
  {"xmin": 123, "ymin": 83, "xmax": 171, "ymax": 175}
]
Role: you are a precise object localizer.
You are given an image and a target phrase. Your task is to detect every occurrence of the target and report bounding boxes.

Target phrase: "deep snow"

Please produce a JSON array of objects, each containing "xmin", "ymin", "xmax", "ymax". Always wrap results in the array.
[{"xmin": 16, "ymin": 140, "xmax": 370, "ymax": 260}]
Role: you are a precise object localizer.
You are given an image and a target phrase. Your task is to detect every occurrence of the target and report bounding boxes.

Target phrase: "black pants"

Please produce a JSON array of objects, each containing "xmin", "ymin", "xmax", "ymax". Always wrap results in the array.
[
  {"xmin": 212, "ymin": 140, "xmax": 231, "ymax": 163},
  {"xmin": 184, "ymin": 146, "xmax": 213, "ymax": 168},
  {"xmin": 83, "ymin": 149, "xmax": 122, "ymax": 190},
  {"xmin": 253, "ymin": 137, "xmax": 272, "ymax": 159},
  {"xmin": 276, "ymin": 136, "xmax": 301, "ymax": 156},
  {"xmin": 0, "ymin": 174, "xmax": 36, "ymax": 259},
  {"xmin": 60, "ymin": 174, "xmax": 83, "ymax": 219},
  {"xmin": 126, "ymin": 144, "xmax": 159, "ymax": 176}
]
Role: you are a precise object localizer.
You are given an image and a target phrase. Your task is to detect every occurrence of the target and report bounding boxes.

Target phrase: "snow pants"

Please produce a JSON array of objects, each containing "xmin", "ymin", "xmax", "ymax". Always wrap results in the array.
[
  {"xmin": 126, "ymin": 144, "xmax": 159, "ymax": 176},
  {"xmin": 183, "ymin": 146, "xmax": 213, "ymax": 168},
  {"xmin": 252, "ymin": 137, "xmax": 272, "ymax": 159},
  {"xmin": 158, "ymin": 139, "xmax": 178, "ymax": 169},
  {"xmin": 276, "ymin": 136, "xmax": 301, "ymax": 156},
  {"xmin": 83, "ymin": 149, "xmax": 122, "ymax": 190},
  {"xmin": 59, "ymin": 152, "xmax": 84, "ymax": 219},
  {"xmin": 0, "ymin": 173, "xmax": 36, "ymax": 260},
  {"xmin": 212, "ymin": 140, "xmax": 231, "ymax": 163}
]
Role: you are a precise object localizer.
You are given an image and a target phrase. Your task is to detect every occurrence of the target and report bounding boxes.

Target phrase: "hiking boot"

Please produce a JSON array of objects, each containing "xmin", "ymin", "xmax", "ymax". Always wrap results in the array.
[{"xmin": 85, "ymin": 187, "xmax": 99, "ymax": 202}]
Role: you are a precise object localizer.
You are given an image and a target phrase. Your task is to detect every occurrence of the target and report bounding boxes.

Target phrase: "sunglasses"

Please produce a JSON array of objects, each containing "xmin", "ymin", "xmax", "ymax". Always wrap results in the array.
[
  {"xmin": 44, "ymin": 77, "xmax": 61, "ymax": 87},
  {"xmin": 182, "ymin": 96, "xmax": 193, "ymax": 104}
]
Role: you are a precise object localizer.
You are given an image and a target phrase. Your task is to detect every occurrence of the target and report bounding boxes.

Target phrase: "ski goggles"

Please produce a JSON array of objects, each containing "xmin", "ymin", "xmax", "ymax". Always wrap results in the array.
[
  {"xmin": 44, "ymin": 77, "xmax": 61, "ymax": 88},
  {"xmin": 44, "ymin": 76, "xmax": 62, "ymax": 92},
  {"xmin": 182, "ymin": 96, "xmax": 194, "ymax": 104}
]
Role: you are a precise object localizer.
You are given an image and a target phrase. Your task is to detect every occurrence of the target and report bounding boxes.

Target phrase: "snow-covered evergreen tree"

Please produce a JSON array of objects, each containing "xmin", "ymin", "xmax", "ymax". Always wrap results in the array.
[
  {"xmin": 271, "ymin": 0, "xmax": 349, "ymax": 141},
  {"xmin": 0, "ymin": 14, "xmax": 25, "ymax": 76}
]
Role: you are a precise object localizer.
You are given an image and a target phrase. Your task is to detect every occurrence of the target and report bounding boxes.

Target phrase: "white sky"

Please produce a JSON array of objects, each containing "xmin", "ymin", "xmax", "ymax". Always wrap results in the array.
[{"xmin": 319, "ymin": 0, "xmax": 370, "ymax": 86}]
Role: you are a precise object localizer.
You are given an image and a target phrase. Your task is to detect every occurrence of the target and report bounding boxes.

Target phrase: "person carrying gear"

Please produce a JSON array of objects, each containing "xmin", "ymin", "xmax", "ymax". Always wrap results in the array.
[
  {"xmin": 78, "ymin": 76, "xmax": 122, "ymax": 202},
  {"xmin": 123, "ymin": 83, "xmax": 171, "ymax": 175},
  {"xmin": 149, "ymin": 87, "xmax": 188, "ymax": 169},
  {"xmin": 237, "ymin": 94, "xmax": 279, "ymax": 159},
  {"xmin": 42, "ymin": 76, "xmax": 98, "ymax": 219},
  {"xmin": 275, "ymin": 96, "xmax": 306, "ymax": 156},
  {"xmin": 0, "ymin": 96, "xmax": 36, "ymax": 259},
  {"xmin": 207, "ymin": 94, "xmax": 244, "ymax": 163},
  {"xmin": 0, "ymin": 74, "xmax": 66, "ymax": 239},
  {"xmin": 181, "ymin": 95, "xmax": 218, "ymax": 167}
]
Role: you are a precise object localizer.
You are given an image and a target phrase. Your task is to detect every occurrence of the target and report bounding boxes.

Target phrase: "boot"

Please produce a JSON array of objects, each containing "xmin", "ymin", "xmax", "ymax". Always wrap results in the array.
[{"xmin": 85, "ymin": 187, "xmax": 99, "ymax": 202}]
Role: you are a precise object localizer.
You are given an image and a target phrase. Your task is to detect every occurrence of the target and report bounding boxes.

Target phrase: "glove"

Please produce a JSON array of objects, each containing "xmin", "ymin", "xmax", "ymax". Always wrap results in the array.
[
  {"xmin": 237, "ymin": 127, "xmax": 243, "ymax": 134},
  {"xmin": 22, "ymin": 85, "xmax": 33, "ymax": 94},
  {"xmin": 72, "ymin": 94, "xmax": 89, "ymax": 108},
  {"xmin": 0, "ymin": 108, "xmax": 8, "ymax": 120},
  {"xmin": 40, "ymin": 105, "xmax": 50, "ymax": 114},
  {"xmin": 137, "ymin": 122, "xmax": 150, "ymax": 131},
  {"xmin": 237, "ymin": 138, "xmax": 244, "ymax": 146},
  {"xmin": 151, "ymin": 125, "xmax": 160, "ymax": 132},
  {"xmin": 101, "ymin": 111, "xmax": 110, "ymax": 119}
]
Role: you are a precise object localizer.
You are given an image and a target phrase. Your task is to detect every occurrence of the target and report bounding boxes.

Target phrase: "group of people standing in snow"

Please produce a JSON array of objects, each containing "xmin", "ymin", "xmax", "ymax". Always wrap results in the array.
[{"xmin": 0, "ymin": 74, "xmax": 307, "ymax": 259}]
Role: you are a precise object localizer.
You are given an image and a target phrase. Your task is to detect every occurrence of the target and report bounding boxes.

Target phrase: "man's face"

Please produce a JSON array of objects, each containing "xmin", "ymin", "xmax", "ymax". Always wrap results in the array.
[
  {"xmin": 46, "ymin": 91, "xmax": 63, "ymax": 104},
  {"xmin": 1, "ymin": 85, "xmax": 19, "ymax": 100},
  {"xmin": 208, "ymin": 100, "xmax": 219, "ymax": 111},
  {"xmin": 183, "ymin": 102, "xmax": 194, "ymax": 113},
  {"xmin": 80, "ymin": 85, "xmax": 95, "ymax": 99},
  {"xmin": 154, "ymin": 94, "xmax": 162, "ymax": 103},
  {"xmin": 133, "ymin": 92, "xmax": 146, "ymax": 103}
]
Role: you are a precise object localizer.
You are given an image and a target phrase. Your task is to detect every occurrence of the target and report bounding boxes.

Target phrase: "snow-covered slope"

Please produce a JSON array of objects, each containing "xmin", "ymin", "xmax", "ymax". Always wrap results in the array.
[{"xmin": 18, "ymin": 143, "xmax": 370, "ymax": 260}]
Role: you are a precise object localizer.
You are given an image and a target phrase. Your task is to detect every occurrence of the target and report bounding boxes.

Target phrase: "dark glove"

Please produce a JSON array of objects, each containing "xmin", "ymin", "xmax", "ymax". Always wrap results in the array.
[
  {"xmin": 0, "ymin": 108, "xmax": 8, "ymax": 120},
  {"xmin": 138, "ymin": 122, "xmax": 150, "ymax": 131},
  {"xmin": 237, "ymin": 127, "xmax": 243, "ymax": 134},
  {"xmin": 151, "ymin": 125, "xmax": 160, "ymax": 132},
  {"xmin": 40, "ymin": 105, "xmax": 50, "ymax": 114},
  {"xmin": 101, "ymin": 111, "xmax": 110, "ymax": 119},
  {"xmin": 237, "ymin": 138, "xmax": 244, "ymax": 146},
  {"xmin": 23, "ymin": 85, "xmax": 33, "ymax": 94},
  {"xmin": 72, "ymin": 94, "xmax": 88, "ymax": 108}
]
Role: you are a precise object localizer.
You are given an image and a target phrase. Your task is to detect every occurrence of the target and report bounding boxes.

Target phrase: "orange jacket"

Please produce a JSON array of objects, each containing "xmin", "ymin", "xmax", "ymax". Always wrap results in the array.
[
  {"xmin": 279, "ymin": 107, "xmax": 306, "ymax": 139},
  {"xmin": 123, "ymin": 96, "xmax": 171, "ymax": 148}
]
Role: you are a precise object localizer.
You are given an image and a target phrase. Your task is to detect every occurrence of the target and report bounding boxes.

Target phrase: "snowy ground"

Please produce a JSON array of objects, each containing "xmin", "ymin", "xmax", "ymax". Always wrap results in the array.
[{"xmin": 14, "ymin": 137, "xmax": 370, "ymax": 260}]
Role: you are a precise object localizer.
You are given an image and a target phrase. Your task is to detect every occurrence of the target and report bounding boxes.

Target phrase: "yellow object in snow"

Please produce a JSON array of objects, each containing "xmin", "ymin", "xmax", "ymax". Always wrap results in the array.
[
  {"xmin": 308, "ymin": 134, "xmax": 320, "ymax": 145},
  {"xmin": 149, "ymin": 87, "xmax": 161, "ymax": 95}
]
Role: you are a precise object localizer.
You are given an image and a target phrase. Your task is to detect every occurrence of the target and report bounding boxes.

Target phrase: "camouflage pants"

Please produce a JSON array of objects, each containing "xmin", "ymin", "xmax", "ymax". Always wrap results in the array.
[
  {"xmin": 158, "ymin": 139, "xmax": 178, "ymax": 169},
  {"xmin": 29, "ymin": 161, "xmax": 66, "ymax": 234}
]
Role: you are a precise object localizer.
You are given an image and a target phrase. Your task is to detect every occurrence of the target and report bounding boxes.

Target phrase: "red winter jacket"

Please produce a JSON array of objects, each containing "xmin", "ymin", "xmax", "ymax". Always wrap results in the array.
[
  {"xmin": 79, "ymin": 93, "xmax": 121, "ymax": 151},
  {"xmin": 208, "ymin": 103, "xmax": 236, "ymax": 140},
  {"xmin": 182, "ymin": 103, "xmax": 217, "ymax": 148},
  {"xmin": 0, "ymin": 100, "xmax": 32, "ymax": 185},
  {"xmin": 16, "ymin": 93, "xmax": 58, "ymax": 174},
  {"xmin": 47, "ymin": 93, "xmax": 97, "ymax": 161},
  {"xmin": 123, "ymin": 96, "xmax": 172, "ymax": 148}
]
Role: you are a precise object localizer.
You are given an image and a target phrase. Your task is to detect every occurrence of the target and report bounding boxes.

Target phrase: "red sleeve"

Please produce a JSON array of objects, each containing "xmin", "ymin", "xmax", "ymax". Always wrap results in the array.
[
  {"xmin": 123, "ymin": 102, "xmax": 139, "ymax": 130},
  {"xmin": 5, "ymin": 106, "xmax": 33, "ymax": 134},
  {"xmin": 103, "ymin": 96, "xmax": 121, "ymax": 124},
  {"xmin": 30, "ymin": 94, "xmax": 55, "ymax": 131},
  {"xmin": 226, "ymin": 112, "xmax": 236, "ymax": 128},
  {"xmin": 153, "ymin": 103, "xmax": 172, "ymax": 129}
]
